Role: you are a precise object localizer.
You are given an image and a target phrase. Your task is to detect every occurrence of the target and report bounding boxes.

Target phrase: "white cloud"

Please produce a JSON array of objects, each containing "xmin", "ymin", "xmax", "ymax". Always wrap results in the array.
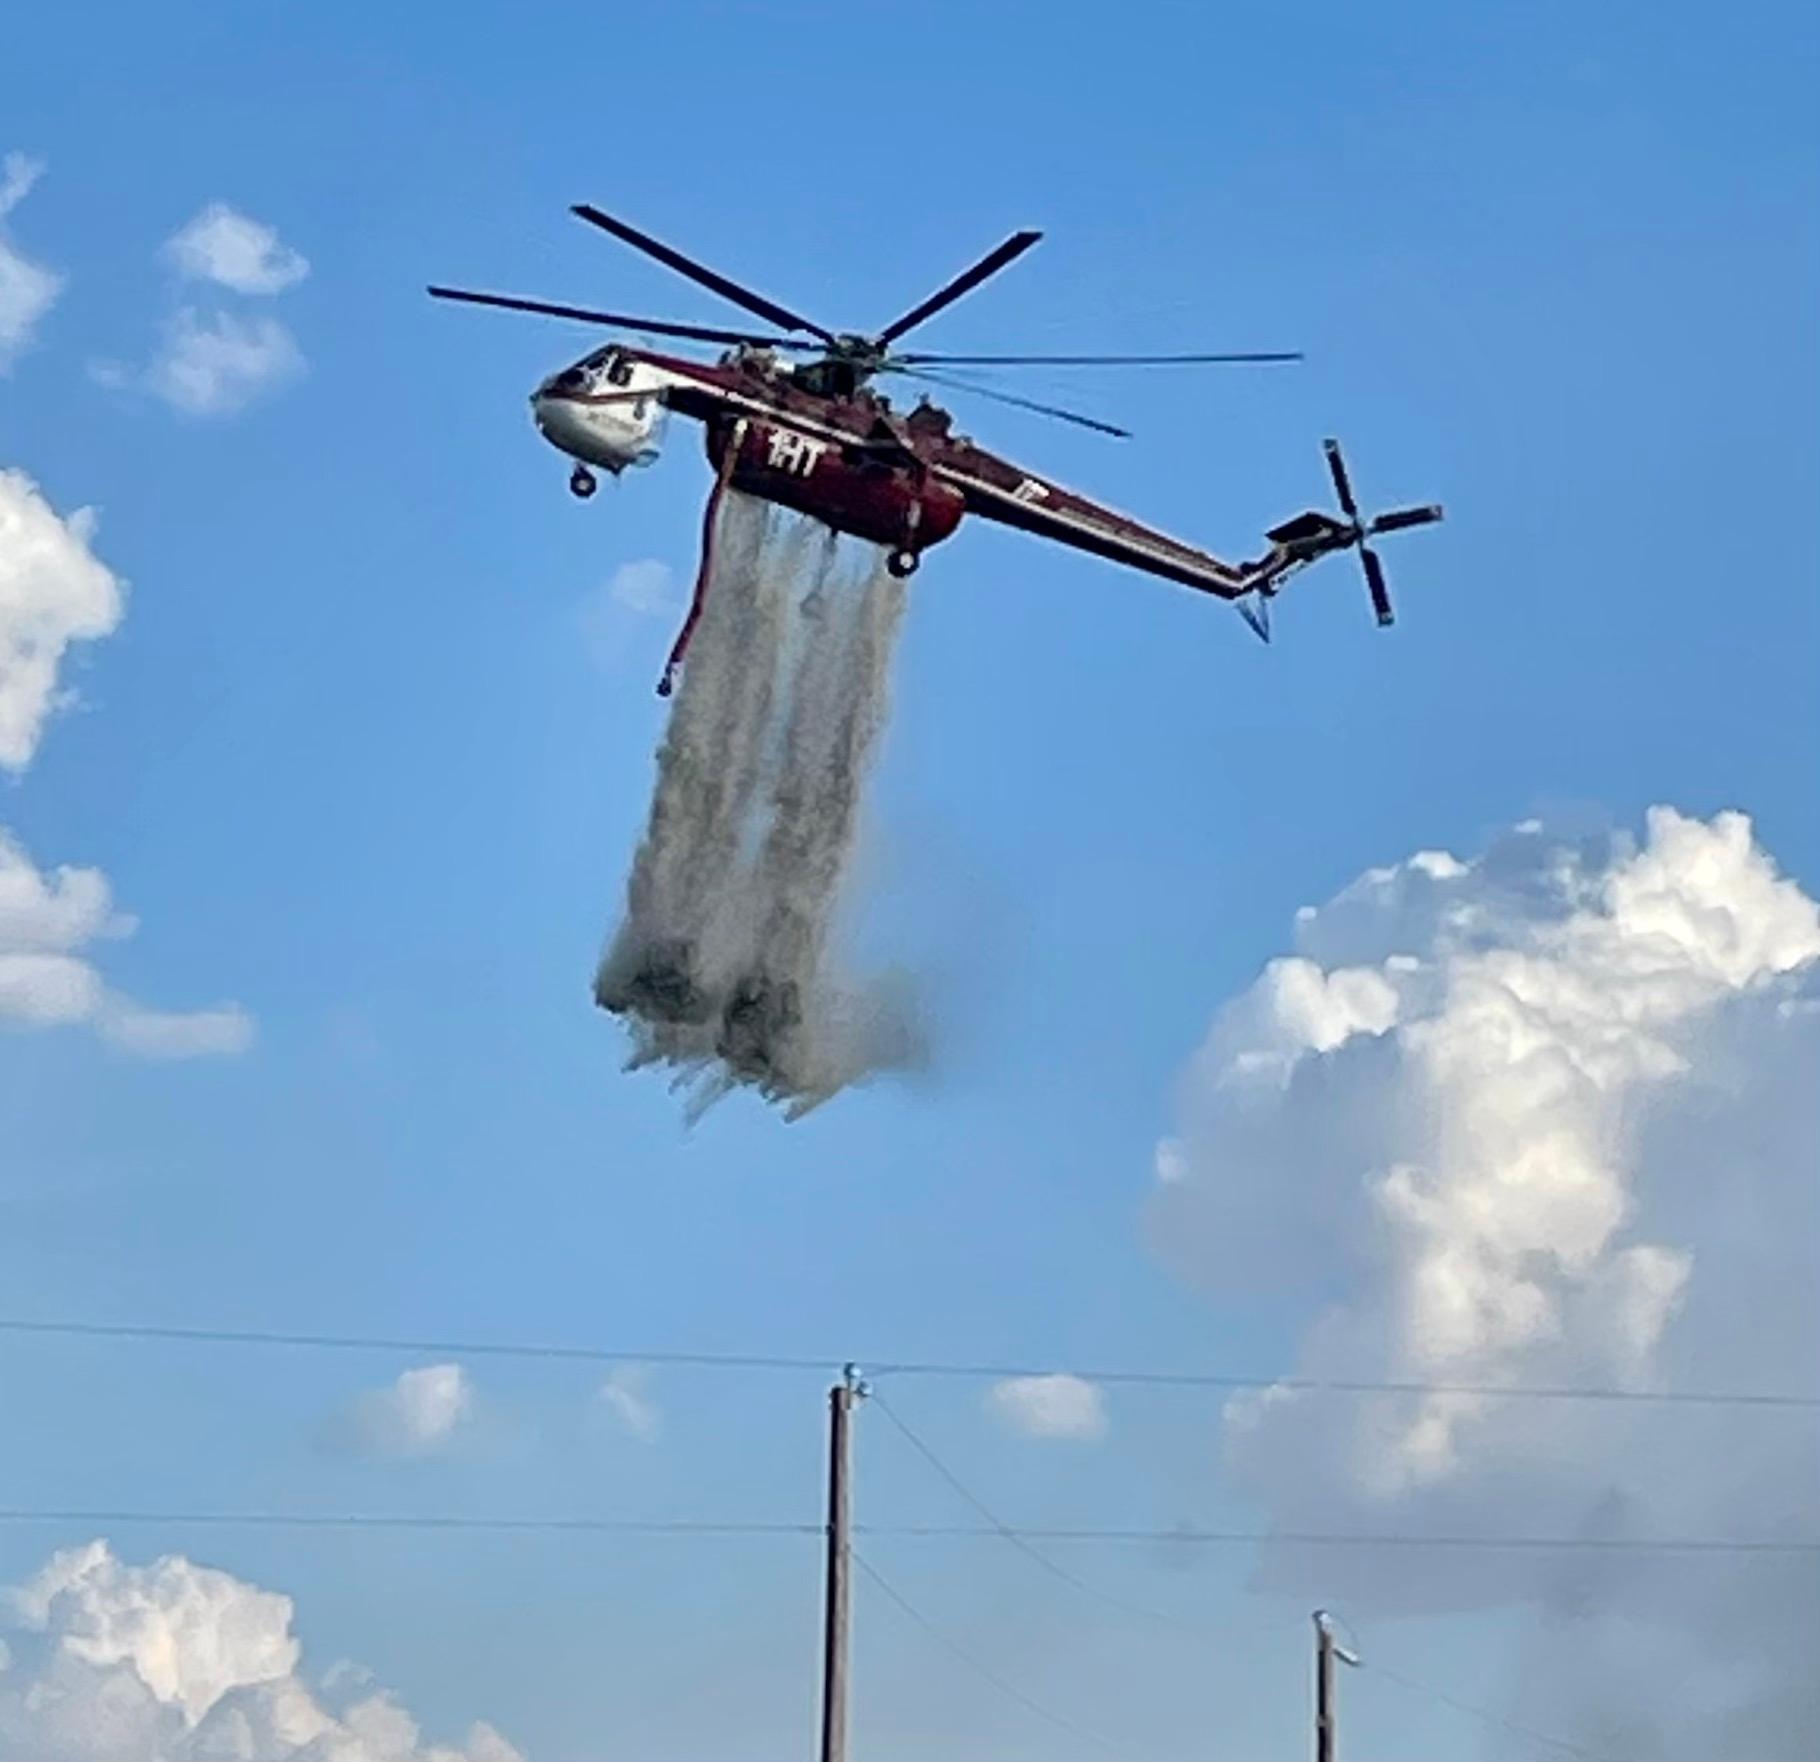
[
  {"xmin": 0, "ymin": 829, "xmax": 254, "ymax": 1057},
  {"xmin": 985, "ymin": 1373, "xmax": 1107, "ymax": 1442},
  {"xmin": 0, "ymin": 1539, "xmax": 521, "ymax": 1761},
  {"xmin": 0, "ymin": 469, "xmax": 253, "ymax": 1055},
  {"xmin": 577, "ymin": 559, "xmax": 677, "ymax": 671},
  {"xmin": 0, "ymin": 468, "xmax": 125, "ymax": 774},
  {"xmin": 598, "ymin": 1365, "xmax": 660, "ymax": 1442},
  {"xmin": 343, "ymin": 1364, "xmax": 474, "ymax": 1458},
  {"xmin": 145, "ymin": 308, "xmax": 303, "ymax": 416},
  {"xmin": 163, "ymin": 203, "xmax": 308, "ymax": 296},
  {"xmin": 1151, "ymin": 807, "xmax": 1820, "ymax": 1753},
  {"xmin": 0, "ymin": 152, "xmax": 62, "ymax": 372}
]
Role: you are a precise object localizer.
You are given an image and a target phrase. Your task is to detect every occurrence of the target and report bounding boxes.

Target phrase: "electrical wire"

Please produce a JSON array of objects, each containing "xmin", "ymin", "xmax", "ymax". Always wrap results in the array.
[
  {"xmin": 4, "ymin": 1316, "xmax": 1814, "ymax": 1411},
  {"xmin": 870, "ymin": 1389, "xmax": 1247, "ymax": 1633},
  {"xmin": 0, "ymin": 1508, "xmax": 1807, "ymax": 1555},
  {"xmin": 0, "ymin": 1511, "xmax": 816, "ymax": 1536},
  {"xmin": 873, "ymin": 1358, "xmax": 1820, "ymax": 1411},
  {"xmin": 852, "ymin": 1548, "xmax": 1122, "ymax": 1754},
  {"xmin": 0, "ymin": 1318, "xmax": 833, "ymax": 1375},
  {"xmin": 868, "ymin": 1524, "xmax": 1819, "ymax": 1557},
  {"xmin": 1366, "ymin": 1657, "xmax": 1619, "ymax": 1762}
]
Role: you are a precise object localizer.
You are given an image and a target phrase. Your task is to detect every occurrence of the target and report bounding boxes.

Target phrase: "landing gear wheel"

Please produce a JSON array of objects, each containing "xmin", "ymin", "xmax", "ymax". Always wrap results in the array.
[
  {"xmin": 569, "ymin": 465, "xmax": 598, "ymax": 500},
  {"xmin": 887, "ymin": 548, "xmax": 920, "ymax": 579}
]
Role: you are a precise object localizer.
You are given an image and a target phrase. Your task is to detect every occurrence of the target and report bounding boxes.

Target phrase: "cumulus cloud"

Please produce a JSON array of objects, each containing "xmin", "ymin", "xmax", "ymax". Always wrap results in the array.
[
  {"xmin": 0, "ymin": 829, "xmax": 254, "ymax": 1056},
  {"xmin": 0, "ymin": 468, "xmax": 124, "ymax": 774},
  {"xmin": 597, "ymin": 1365, "xmax": 660, "ymax": 1442},
  {"xmin": 145, "ymin": 308, "xmax": 303, "ymax": 416},
  {"xmin": 1150, "ymin": 808, "xmax": 1820, "ymax": 1755},
  {"xmin": 0, "ymin": 468, "xmax": 254, "ymax": 1056},
  {"xmin": 163, "ymin": 203, "xmax": 309, "ymax": 296},
  {"xmin": 985, "ymin": 1373, "xmax": 1108, "ymax": 1442},
  {"xmin": 0, "ymin": 152, "xmax": 62, "ymax": 371},
  {"xmin": 577, "ymin": 559, "xmax": 677, "ymax": 671},
  {"xmin": 341, "ymin": 1364, "xmax": 474, "ymax": 1458},
  {"xmin": 0, "ymin": 1539, "xmax": 521, "ymax": 1761}
]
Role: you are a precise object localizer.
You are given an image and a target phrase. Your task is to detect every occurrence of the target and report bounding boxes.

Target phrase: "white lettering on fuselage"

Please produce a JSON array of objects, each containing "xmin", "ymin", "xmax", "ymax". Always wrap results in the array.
[
  {"xmin": 1013, "ymin": 477, "xmax": 1050, "ymax": 503},
  {"xmin": 764, "ymin": 426, "xmax": 828, "ymax": 477}
]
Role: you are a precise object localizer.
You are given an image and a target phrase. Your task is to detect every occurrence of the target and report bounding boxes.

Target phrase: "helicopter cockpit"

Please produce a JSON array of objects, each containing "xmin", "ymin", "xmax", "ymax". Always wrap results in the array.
[{"xmin": 530, "ymin": 347, "xmax": 672, "ymax": 496}]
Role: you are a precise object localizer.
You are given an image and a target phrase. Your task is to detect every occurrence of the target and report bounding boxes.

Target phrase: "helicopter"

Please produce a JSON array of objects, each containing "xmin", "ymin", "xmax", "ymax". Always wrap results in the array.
[{"xmin": 430, "ymin": 205, "xmax": 1442, "ymax": 694}]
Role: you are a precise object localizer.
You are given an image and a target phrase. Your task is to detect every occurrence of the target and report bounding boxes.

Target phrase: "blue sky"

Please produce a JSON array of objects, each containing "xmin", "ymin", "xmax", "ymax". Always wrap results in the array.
[{"xmin": 1, "ymin": 3, "xmax": 1817, "ymax": 1759}]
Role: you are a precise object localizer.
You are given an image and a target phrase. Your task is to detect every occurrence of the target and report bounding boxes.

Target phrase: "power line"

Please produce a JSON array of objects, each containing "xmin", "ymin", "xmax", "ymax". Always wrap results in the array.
[
  {"xmin": 870, "ymin": 1389, "xmax": 1220, "ymax": 1632},
  {"xmin": 0, "ymin": 1511, "xmax": 817, "ymax": 1536},
  {"xmin": 0, "ymin": 1508, "xmax": 1809, "ymax": 1556},
  {"xmin": 0, "ymin": 1318, "xmax": 833, "ymax": 1376},
  {"xmin": 1366, "ymin": 1657, "xmax": 1617, "ymax": 1762},
  {"xmin": 852, "ymin": 1548, "xmax": 1121, "ymax": 1755},
  {"xmin": 875, "ymin": 1359, "xmax": 1820, "ymax": 1411},
  {"xmin": 4, "ymin": 1315, "xmax": 1815, "ymax": 1410},
  {"xmin": 872, "ymin": 1524, "xmax": 1820, "ymax": 1557}
]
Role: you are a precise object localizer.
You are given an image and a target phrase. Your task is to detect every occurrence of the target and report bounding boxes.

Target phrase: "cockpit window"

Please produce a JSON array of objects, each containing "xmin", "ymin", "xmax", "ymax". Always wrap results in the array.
[{"xmin": 554, "ymin": 367, "xmax": 586, "ymax": 391}]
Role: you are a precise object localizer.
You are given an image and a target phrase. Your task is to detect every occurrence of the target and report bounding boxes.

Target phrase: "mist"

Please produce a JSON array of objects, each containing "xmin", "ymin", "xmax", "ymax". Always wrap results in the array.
[{"xmin": 596, "ymin": 492, "xmax": 921, "ymax": 1119}]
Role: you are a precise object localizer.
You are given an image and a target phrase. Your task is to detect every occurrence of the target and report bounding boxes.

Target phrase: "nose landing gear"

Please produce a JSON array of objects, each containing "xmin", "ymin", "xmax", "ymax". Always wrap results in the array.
[{"xmin": 569, "ymin": 464, "xmax": 598, "ymax": 500}]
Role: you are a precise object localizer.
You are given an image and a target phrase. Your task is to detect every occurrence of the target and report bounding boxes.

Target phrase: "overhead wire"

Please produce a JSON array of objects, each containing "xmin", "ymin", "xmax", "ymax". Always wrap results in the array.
[
  {"xmin": 0, "ymin": 1510, "xmax": 817, "ymax": 1536},
  {"xmin": 4, "ymin": 1316, "xmax": 1814, "ymax": 1411},
  {"xmin": 870, "ymin": 1388, "xmax": 1270, "ymax": 1634},
  {"xmin": 0, "ymin": 1508, "xmax": 1808, "ymax": 1556},
  {"xmin": 1365, "ymin": 1656, "xmax": 1619, "ymax": 1762},
  {"xmin": 852, "ymin": 1548, "xmax": 1122, "ymax": 1755}
]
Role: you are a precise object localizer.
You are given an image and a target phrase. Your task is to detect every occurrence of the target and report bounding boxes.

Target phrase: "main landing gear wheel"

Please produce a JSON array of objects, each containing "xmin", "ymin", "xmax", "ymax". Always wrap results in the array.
[
  {"xmin": 569, "ymin": 465, "xmax": 598, "ymax": 500},
  {"xmin": 887, "ymin": 548, "xmax": 920, "ymax": 579}
]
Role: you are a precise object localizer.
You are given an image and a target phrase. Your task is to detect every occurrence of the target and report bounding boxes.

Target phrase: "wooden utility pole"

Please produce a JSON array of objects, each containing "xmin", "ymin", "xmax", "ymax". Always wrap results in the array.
[
  {"xmin": 1313, "ymin": 1609, "xmax": 1359, "ymax": 1762},
  {"xmin": 818, "ymin": 1365, "xmax": 865, "ymax": 1762}
]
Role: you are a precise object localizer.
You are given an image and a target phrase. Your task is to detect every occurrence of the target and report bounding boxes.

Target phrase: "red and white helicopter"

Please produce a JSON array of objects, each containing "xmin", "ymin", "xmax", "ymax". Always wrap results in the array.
[{"xmin": 432, "ymin": 206, "xmax": 1442, "ymax": 694}]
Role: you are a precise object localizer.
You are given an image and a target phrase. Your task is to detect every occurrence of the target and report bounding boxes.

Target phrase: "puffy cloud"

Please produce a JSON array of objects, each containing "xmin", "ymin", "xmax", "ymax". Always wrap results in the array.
[
  {"xmin": 0, "ymin": 468, "xmax": 124, "ymax": 774},
  {"xmin": 597, "ymin": 1365, "xmax": 660, "ymax": 1442},
  {"xmin": 97, "ymin": 204, "xmax": 307, "ymax": 416},
  {"xmin": 163, "ymin": 203, "xmax": 308, "ymax": 296},
  {"xmin": 145, "ymin": 308, "xmax": 303, "ymax": 417},
  {"xmin": 0, "ymin": 829, "xmax": 253, "ymax": 1057},
  {"xmin": 342, "ymin": 1364, "xmax": 474, "ymax": 1458},
  {"xmin": 1150, "ymin": 808, "xmax": 1820, "ymax": 1754},
  {"xmin": 985, "ymin": 1373, "xmax": 1107, "ymax": 1442},
  {"xmin": 0, "ymin": 469, "xmax": 254, "ymax": 1056},
  {"xmin": 0, "ymin": 153, "xmax": 62, "ymax": 371},
  {"xmin": 577, "ymin": 560, "xmax": 676, "ymax": 671},
  {"xmin": 0, "ymin": 1540, "xmax": 521, "ymax": 1761}
]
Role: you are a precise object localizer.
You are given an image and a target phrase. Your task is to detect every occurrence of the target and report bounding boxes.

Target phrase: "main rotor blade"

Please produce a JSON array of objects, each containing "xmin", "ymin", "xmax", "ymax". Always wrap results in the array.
[
  {"xmin": 874, "ymin": 231, "xmax": 1043, "ymax": 346},
  {"xmin": 426, "ymin": 286, "xmax": 813, "ymax": 349},
  {"xmin": 1361, "ymin": 546, "xmax": 1394, "ymax": 626},
  {"xmin": 889, "ymin": 365, "xmax": 1129, "ymax": 438},
  {"xmin": 570, "ymin": 204, "xmax": 836, "ymax": 343},
  {"xmin": 1368, "ymin": 504, "xmax": 1445, "ymax": 535},
  {"xmin": 1323, "ymin": 437, "xmax": 1361, "ymax": 521},
  {"xmin": 893, "ymin": 350, "xmax": 1304, "ymax": 367}
]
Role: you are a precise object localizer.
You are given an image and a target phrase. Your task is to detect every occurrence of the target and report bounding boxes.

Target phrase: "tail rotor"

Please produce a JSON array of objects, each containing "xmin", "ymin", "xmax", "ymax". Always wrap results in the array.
[{"xmin": 1322, "ymin": 437, "xmax": 1442, "ymax": 628}]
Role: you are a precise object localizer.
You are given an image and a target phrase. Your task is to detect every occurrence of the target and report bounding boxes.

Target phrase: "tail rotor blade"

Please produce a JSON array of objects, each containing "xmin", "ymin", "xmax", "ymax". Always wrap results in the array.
[
  {"xmin": 1361, "ymin": 547, "xmax": 1394, "ymax": 627},
  {"xmin": 1368, "ymin": 504, "xmax": 1444, "ymax": 535},
  {"xmin": 1323, "ymin": 437, "xmax": 1361, "ymax": 522},
  {"xmin": 1235, "ymin": 593, "xmax": 1272, "ymax": 643}
]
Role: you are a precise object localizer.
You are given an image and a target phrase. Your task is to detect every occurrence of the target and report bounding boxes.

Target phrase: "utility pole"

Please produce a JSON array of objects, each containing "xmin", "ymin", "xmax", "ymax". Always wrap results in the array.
[
  {"xmin": 818, "ymin": 1365, "xmax": 866, "ymax": 1762},
  {"xmin": 1313, "ymin": 1609, "xmax": 1359, "ymax": 1762}
]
